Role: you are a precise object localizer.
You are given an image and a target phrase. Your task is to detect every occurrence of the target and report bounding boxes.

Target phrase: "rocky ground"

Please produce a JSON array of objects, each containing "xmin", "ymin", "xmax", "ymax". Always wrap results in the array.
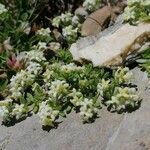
[{"xmin": 0, "ymin": 67, "xmax": 149, "ymax": 150}]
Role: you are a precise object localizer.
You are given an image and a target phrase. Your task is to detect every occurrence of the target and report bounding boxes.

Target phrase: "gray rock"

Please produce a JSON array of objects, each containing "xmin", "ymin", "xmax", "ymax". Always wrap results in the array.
[
  {"xmin": 0, "ymin": 109, "xmax": 123, "ymax": 150},
  {"xmin": 81, "ymin": 6, "xmax": 112, "ymax": 37},
  {"xmin": 72, "ymin": 15, "xmax": 124, "ymax": 52},
  {"xmin": 106, "ymin": 68, "xmax": 150, "ymax": 150},
  {"xmin": 75, "ymin": 7, "xmax": 88, "ymax": 19},
  {"xmin": 70, "ymin": 22, "xmax": 150, "ymax": 67},
  {"xmin": 0, "ymin": 68, "xmax": 149, "ymax": 150}
]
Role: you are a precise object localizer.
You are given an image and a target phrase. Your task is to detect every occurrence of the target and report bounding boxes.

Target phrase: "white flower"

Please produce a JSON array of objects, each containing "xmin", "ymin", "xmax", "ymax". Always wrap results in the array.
[
  {"xmin": 69, "ymin": 88, "xmax": 83, "ymax": 106},
  {"xmin": 141, "ymin": 0, "xmax": 150, "ymax": 5},
  {"xmin": 60, "ymin": 12, "xmax": 72, "ymax": 23},
  {"xmin": 62, "ymin": 25, "xmax": 78, "ymax": 37},
  {"xmin": 43, "ymin": 69, "xmax": 54, "ymax": 83},
  {"xmin": 26, "ymin": 62, "xmax": 42, "ymax": 75},
  {"xmin": 97, "ymin": 79, "xmax": 110, "ymax": 97},
  {"xmin": 48, "ymin": 42, "xmax": 61, "ymax": 51},
  {"xmin": 0, "ymin": 106, "xmax": 9, "ymax": 118},
  {"xmin": 3, "ymin": 37, "xmax": 13, "ymax": 50},
  {"xmin": 124, "ymin": 0, "xmax": 150, "ymax": 23},
  {"xmin": 48, "ymin": 80, "xmax": 70, "ymax": 99},
  {"xmin": 123, "ymin": 6, "xmax": 136, "ymax": 21},
  {"xmin": 37, "ymin": 42, "xmax": 47, "ymax": 50},
  {"xmin": 61, "ymin": 63, "xmax": 84, "ymax": 73},
  {"xmin": 12, "ymin": 104, "xmax": 26, "ymax": 120},
  {"xmin": 36, "ymin": 28, "xmax": 51, "ymax": 37},
  {"xmin": 79, "ymin": 98, "xmax": 98, "ymax": 122},
  {"xmin": 27, "ymin": 49, "xmax": 46, "ymax": 62},
  {"xmin": 9, "ymin": 70, "xmax": 35, "ymax": 99},
  {"xmin": 12, "ymin": 91, "xmax": 22, "ymax": 99},
  {"xmin": 0, "ymin": 3, "xmax": 7, "ymax": 15},
  {"xmin": 72, "ymin": 15, "xmax": 80, "ymax": 25},
  {"xmin": 52, "ymin": 16, "xmax": 61, "ymax": 27},
  {"xmin": 38, "ymin": 100, "xmax": 59, "ymax": 126},
  {"xmin": 62, "ymin": 25, "xmax": 78, "ymax": 42},
  {"xmin": 106, "ymin": 87, "xmax": 139, "ymax": 111},
  {"xmin": 115, "ymin": 67, "xmax": 133, "ymax": 84},
  {"xmin": 10, "ymin": 70, "xmax": 35, "ymax": 88},
  {"xmin": 127, "ymin": 0, "xmax": 141, "ymax": 5},
  {"xmin": 0, "ymin": 98, "xmax": 12, "ymax": 106},
  {"xmin": 83, "ymin": 0, "xmax": 101, "ymax": 11},
  {"xmin": 52, "ymin": 13, "xmax": 72, "ymax": 27}
]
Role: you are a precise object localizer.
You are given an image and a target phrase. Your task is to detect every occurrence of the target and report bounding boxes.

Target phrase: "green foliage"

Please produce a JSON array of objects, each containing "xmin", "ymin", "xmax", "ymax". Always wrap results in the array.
[
  {"xmin": 0, "ymin": 0, "xmax": 142, "ymax": 128},
  {"xmin": 123, "ymin": 0, "xmax": 150, "ymax": 24},
  {"xmin": 137, "ymin": 48, "xmax": 150, "ymax": 77}
]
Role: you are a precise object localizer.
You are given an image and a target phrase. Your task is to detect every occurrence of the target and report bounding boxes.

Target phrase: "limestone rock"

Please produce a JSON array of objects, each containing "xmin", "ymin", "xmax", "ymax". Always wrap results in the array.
[
  {"xmin": 106, "ymin": 69, "xmax": 150, "ymax": 150},
  {"xmin": 0, "ymin": 108, "xmax": 123, "ymax": 150},
  {"xmin": 81, "ymin": 6, "xmax": 112, "ymax": 36},
  {"xmin": 0, "ymin": 68, "xmax": 149, "ymax": 150},
  {"xmin": 70, "ymin": 23, "xmax": 150, "ymax": 68},
  {"xmin": 105, "ymin": 67, "xmax": 150, "ymax": 150}
]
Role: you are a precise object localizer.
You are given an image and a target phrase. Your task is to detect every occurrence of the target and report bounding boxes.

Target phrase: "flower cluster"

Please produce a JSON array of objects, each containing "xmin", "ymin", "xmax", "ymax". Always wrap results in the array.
[
  {"xmin": 123, "ymin": 0, "xmax": 150, "ymax": 24},
  {"xmin": 80, "ymin": 98, "xmax": 99, "ymax": 122},
  {"xmin": 43, "ymin": 69, "xmax": 54, "ymax": 83},
  {"xmin": 61, "ymin": 63, "xmax": 84, "ymax": 73},
  {"xmin": 97, "ymin": 67, "xmax": 139, "ymax": 112},
  {"xmin": 26, "ymin": 62, "xmax": 42, "ymax": 75},
  {"xmin": 12, "ymin": 104, "xmax": 27, "ymax": 120},
  {"xmin": 9, "ymin": 70, "xmax": 35, "ymax": 99},
  {"xmin": 38, "ymin": 100, "xmax": 59, "ymax": 126},
  {"xmin": 36, "ymin": 28, "xmax": 52, "ymax": 42},
  {"xmin": 36, "ymin": 28, "xmax": 51, "ymax": 37},
  {"xmin": 97, "ymin": 79, "xmax": 110, "ymax": 97},
  {"xmin": 72, "ymin": 15, "xmax": 80, "ymax": 25},
  {"xmin": 52, "ymin": 12, "xmax": 81, "ymax": 43},
  {"xmin": 52, "ymin": 13, "xmax": 73, "ymax": 28},
  {"xmin": 83, "ymin": 0, "xmax": 101, "ymax": 11},
  {"xmin": 0, "ymin": 45, "xmax": 140, "ymax": 127},
  {"xmin": 69, "ymin": 88, "xmax": 83, "ymax": 106},
  {"xmin": 0, "ymin": 106, "xmax": 9, "ymax": 120},
  {"xmin": 27, "ymin": 48, "xmax": 46, "ymax": 62},
  {"xmin": 62, "ymin": 25, "xmax": 79, "ymax": 43},
  {"xmin": 0, "ymin": 98, "xmax": 12, "ymax": 122},
  {"xmin": 0, "ymin": 3, "xmax": 8, "ymax": 15},
  {"xmin": 48, "ymin": 80, "xmax": 70, "ymax": 99},
  {"xmin": 106, "ymin": 87, "xmax": 139, "ymax": 111},
  {"xmin": 114, "ymin": 67, "xmax": 133, "ymax": 84},
  {"xmin": 127, "ymin": 0, "xmax": 150, "ymax": 5}
]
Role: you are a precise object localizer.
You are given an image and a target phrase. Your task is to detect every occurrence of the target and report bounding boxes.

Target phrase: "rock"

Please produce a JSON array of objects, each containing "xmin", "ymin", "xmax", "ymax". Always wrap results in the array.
[
  {"xmin": 48, "ymin": 42, "xmax": 61, "ymax": 51},
  {"xmin": 81, "ymin": 6, "xmax": 112, "ymax": 36},
  {"xmin": 0, "ymin": 68, "xmax": 149, "ymax": 150},
  {"xmin": 3, "ymin": 37, "xmax": 13, "ymax": 51},
  {"xmin": 0, "ymin": 69, "xmax": 7, "ymax": 79},
  {"xmin": 70, "ymin": 23, "xmax": 150, "ymax": 68},
  {"xmin": 112, "ymin": 0, "xmax": 127, "ymax": 14},
  {"xmin": 75, "ymin": 7, "xmax": 88, "ymax": 19},
  {"xmin": 53, "ymin": 29, "xmax": 64, "ymax": 43},
  {"xmin": 0, "ymin": 108, "xmax": 123, "ymax": 150},
  {"xmin": 106, "ymin": 68, "xmax": 150, "ymax": 150}
]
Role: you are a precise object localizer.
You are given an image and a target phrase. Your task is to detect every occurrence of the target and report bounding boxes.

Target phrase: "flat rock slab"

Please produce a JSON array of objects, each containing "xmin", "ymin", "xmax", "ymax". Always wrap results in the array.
[
  {"xmin": 106, "ymin": 100, "xmax": 150, "ymax": 150},
  {"xmin": 70, "ymin": 22, "xmax": 150, "ymax": 67},
  {"xmin": 106, "ymin": 68, "xmax": 150, "ymax": 150},
  {"xmin": 0, "ymin": 68, "xmax": 149, "ymax": 150},
  {"xmin": 0, "ymin": 108, "xmax": 123, "ymax": 150}
]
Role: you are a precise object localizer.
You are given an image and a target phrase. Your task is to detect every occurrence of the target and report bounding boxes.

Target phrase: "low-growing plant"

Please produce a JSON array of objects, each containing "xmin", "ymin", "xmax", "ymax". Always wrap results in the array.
[
  {"xmin": 0, "ymin": 0, "xmax": 143, "ymax": 129},
  {"xmin": 123, "ymin": 0, "xmax": 150, "ymax": 24},
  {"xmin": 137, "ymin": 47, "xmax": 150, "ymax": 77},
  {"xmin": 0, "ymin": 45, "xmax": 140, "ymax": 127}
]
